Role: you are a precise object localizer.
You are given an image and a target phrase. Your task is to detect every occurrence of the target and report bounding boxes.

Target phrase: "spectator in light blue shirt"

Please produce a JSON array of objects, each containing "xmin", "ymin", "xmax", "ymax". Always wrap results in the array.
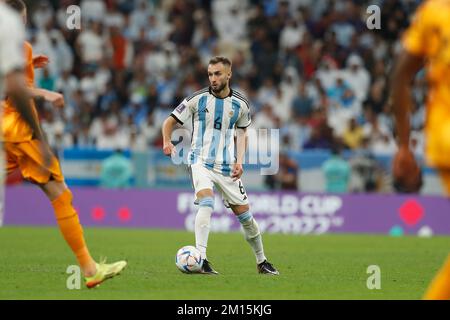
[
  {"xmin": 322, "ymin": 146, "xmax": 351, "ymax": 193},
  {"xmin": 100, "ymin": 149, "xmax": 133, "ymax": 189}
]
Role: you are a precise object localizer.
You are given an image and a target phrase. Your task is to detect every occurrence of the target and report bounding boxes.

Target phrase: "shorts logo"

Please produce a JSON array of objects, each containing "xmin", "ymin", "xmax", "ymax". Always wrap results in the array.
[{"xmin": 176, "ymin": 103, "xmax": 186, "ymax": 113}]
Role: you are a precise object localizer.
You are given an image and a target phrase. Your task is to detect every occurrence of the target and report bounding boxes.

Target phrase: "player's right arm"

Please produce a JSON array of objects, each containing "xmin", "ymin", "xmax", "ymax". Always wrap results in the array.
[
  {"xmin": 162, "ymin": 116, "xmax": 178, "ymax": 156},
  {"xmin": 4, "ymin": 73, "xmax": 43, "ymax": 140},
  {"xmin": 162, "ymin": 98, "xmax": 194, "ymax": 156},
  {"xmin": 389, "ymin": 2, "xmax": 429, "ymax": 192},
  {"xmin": 390, "ymin": 49, "xmax": 424, "ymax": 192}
]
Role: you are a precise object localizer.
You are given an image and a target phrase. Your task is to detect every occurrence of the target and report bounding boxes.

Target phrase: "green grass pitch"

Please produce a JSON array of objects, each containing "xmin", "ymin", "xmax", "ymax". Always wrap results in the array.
[{"xmin": 0, "ymin": 226, "xmax": 449, "ymax": 300}]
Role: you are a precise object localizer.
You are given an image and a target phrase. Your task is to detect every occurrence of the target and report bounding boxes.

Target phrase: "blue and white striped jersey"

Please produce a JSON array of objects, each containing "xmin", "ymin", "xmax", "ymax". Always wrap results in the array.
[{"xmin": 171, "ymin": 87, "xmax": 251, "ymax": 175}]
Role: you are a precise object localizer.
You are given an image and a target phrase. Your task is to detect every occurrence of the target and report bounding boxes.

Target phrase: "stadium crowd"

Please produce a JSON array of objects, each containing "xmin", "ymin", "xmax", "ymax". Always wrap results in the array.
[{"xmin": 25, "ymin": 0, "xmax": 425, "ymax": 158}]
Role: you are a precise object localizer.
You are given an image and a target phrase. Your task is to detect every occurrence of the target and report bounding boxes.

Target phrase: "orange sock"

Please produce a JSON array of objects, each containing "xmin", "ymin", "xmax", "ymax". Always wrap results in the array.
[
  {"xmin": 52, "ymin": 189, "xmax": 95, "ymax": 271},
  {"xmin": 423, "ymin": 254, "xmax": 450, "ymax": 300}
]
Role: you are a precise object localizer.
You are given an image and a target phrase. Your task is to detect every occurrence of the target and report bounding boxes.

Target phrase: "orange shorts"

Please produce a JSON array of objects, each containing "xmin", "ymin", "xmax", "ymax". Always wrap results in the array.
[{"xmin": 4, "ymin": 140, "xmax": 64, "ymax": 184}]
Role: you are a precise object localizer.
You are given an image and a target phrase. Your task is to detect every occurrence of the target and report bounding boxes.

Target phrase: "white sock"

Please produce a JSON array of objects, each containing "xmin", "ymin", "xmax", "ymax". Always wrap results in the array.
[
  {"xmin": 238, "ymin": 211, "xmax": 266, "ymax": 264},
  {"xmin": 195, "ymin": 197, "xmax": 213, "ymax": 260}
]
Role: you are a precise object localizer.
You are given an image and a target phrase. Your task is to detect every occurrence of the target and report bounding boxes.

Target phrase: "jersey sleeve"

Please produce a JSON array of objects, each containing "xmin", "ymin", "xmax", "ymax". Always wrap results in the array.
[
  {"xmin": 236, "ymin": 104, "xmax": 251, "ymax": 129},
  {"xmin": 402, "ymin": 2, "xmax": 432, "ymax": 57},
  {"xmin": 170, "ymin": 98, "xmax": 195, "ymax": 125},
  {"xmin": 24, "ymin": 42, "xmax": 34, "ymax": 87},
  {"xmin": 0, "ymin": 13, "xmax": 25, "ymax": 76}
]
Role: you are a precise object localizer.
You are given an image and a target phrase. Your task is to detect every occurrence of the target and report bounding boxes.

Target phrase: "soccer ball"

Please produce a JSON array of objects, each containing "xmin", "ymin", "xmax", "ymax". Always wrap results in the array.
[{"xmin": 175, "ymin": 245, "xmax": 203, "ymax": 273}]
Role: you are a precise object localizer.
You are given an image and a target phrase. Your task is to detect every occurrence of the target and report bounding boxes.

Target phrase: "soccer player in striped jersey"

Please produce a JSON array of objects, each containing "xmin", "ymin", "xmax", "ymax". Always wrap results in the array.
[{"xmin": 162, "ymin": 56, "xmax": 279, "ymax": 275}]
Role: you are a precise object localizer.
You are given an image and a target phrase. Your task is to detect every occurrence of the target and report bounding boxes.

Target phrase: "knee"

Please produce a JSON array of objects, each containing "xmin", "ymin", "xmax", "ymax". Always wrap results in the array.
[
  {"xmin": 233, "ymin": 204, "xmax": 250, "ymax": 215},
  {"xmin": 51, "ymin": 188, "xmax": 77, "ymax": 220},
  {"xmin": 49, "ymin": 189, "xmax": 73, "ymax": 208},
  {"xmin": 42, "ymin": 181, "xmax": 69, "ymax": 202}
]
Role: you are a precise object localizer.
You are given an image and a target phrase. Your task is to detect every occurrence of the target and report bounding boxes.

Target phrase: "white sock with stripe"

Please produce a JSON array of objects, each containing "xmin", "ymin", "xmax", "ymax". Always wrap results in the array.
[
  {"xmin": 195, "ymin": 197, "xmax": 213, "ymax": 260},
  {"xmin": 238, "ymin": 211, "xmax": 266, "ymax": 264}
]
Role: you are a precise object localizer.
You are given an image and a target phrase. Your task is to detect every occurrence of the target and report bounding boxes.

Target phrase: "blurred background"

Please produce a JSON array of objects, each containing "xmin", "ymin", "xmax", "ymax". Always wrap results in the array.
[{"xmin": 12, "ymin": 0, "xmax": 441, "ymax": 195}]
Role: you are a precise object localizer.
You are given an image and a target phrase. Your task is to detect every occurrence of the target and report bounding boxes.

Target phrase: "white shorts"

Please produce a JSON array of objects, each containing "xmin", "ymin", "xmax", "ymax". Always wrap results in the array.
[{"xmin": 189, "ymin": 163, "xmax": 249, "ymax": 206}]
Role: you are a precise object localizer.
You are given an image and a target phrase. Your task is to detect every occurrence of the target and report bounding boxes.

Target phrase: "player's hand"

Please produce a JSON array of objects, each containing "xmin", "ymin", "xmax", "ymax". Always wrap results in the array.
[
  {"xmin": 163, "ymin": 142, "xmax": 176, "ymax": 157},
  {"xmin": 32, "ymin": 55, "xmax": 49, "ymax": 69},
  {"xmin": 392, "ymin": 146, "xmax": 422, "ymax": 193},
  {"xmin": 45, "ymin": 91, "xmax": 65, "ymax": 108},
  {"xmin": 231, "ymin": 163, "xmax": 243, "ymax": 181}
]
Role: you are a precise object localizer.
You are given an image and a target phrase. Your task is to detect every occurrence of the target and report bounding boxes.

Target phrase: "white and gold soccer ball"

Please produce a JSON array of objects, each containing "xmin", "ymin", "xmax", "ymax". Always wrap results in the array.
[{"xmin": 175, "ymin": 245, "xmax": 203, "ymax": 273}]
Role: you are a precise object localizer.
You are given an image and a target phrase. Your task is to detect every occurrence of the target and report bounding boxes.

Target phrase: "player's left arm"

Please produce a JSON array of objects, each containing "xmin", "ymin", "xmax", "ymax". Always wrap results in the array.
[
  {"xmin": 232, "ymin": 127, "xmax": 247, "ymax": 181},
  {"xmin": 232, "ymin": 103, "xmax": 251, "ymax": 181},
  {"xmin": 28, "ymin": 46, "xmax": 58, "ymax": 105},
  {"xmin": 32, "ymin": 55, "xmax": 49, "ymax": 69},
  {"xmin": 30, "ymin": 87, "xmax": 65, "ymax": 108}
]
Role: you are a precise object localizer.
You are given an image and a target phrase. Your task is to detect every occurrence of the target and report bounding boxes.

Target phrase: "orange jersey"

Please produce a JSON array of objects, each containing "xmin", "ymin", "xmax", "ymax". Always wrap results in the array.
[
  {"xmin": 402, "ymin": 0, "xmax": 450, "ymax": 169},
  {"xmin": 2, "ymin": 41, "xmax": 38, "ymax": 142}
]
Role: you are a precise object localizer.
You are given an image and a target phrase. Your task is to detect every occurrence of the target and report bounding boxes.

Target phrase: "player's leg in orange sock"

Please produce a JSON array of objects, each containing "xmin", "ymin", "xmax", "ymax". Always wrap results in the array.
[
  {"xmin": 424, "ymin": 254, "xmax": 450, "ymax": 300},
  {"xmin": 423, "ymin": 170, "xmax": 450, "ymax": 299},
  {"xmin": 41, "ymin": 181, "xmax": 96, "ymax": 276}
]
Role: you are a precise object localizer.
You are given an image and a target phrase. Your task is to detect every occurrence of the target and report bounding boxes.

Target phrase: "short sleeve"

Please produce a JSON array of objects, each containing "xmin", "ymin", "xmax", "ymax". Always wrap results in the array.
[
  {"xmin": 0, "ymin": 12, "xmax": 25, "ymax": 75},
  {"xmin": 24, "ymin": 42, "xmax": 34, "ymax": 87},
  {"xmin": 402, "ymin": 2, "xmax": 431, "ymax": 57},
  {"xmin": 236, "ymin": 105, "xmax": 251, "ymax": 129},
  {"xmin": 171, "ymin": 98, "xmax": 194, "ymax": 125}
]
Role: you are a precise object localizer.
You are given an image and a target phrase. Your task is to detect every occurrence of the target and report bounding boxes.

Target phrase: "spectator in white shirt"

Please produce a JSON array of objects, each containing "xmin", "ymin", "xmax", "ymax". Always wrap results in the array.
[{"xmin": 342, "ymin": 54, "xmax": 371, "ymax": 102}]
